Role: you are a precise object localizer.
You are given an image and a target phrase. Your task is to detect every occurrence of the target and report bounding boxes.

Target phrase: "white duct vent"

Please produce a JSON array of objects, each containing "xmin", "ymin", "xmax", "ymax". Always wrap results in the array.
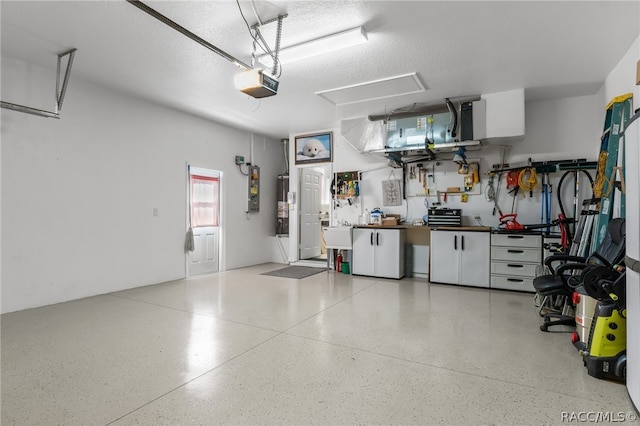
[{"xmin": 340, "ymin": 117, "xmax": 387, "ymax": 153}]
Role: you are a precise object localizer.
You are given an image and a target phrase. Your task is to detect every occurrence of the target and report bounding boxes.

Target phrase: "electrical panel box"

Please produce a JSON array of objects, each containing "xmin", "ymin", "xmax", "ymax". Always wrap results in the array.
[
  {"xmin": 248, "ymin": 165, "xmax": 260, "ymax": 212},
  {"xmin": 235, "ymin": 155, "xmax": 245, "ymax": 165}
]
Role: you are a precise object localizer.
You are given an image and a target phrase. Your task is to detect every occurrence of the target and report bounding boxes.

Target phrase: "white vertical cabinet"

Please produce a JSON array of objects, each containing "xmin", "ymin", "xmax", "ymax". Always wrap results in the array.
[
  {"xmin": 430, "ymin": 230, "xmax": 490, "ymax": 287},
  {"xmin": 623, "ymin": 111, "xmax": 640, "ymax": 409},
  {"xmin": 352, "ymin": 228, "xmax": 406, "ymax": 279},
  {"xmin": 352, "ymin": 229, "xmax": 375, "ymax": 276},
  {"xmin": 430, "ymin": 231, "xmax": 458, "ymax": 284}
]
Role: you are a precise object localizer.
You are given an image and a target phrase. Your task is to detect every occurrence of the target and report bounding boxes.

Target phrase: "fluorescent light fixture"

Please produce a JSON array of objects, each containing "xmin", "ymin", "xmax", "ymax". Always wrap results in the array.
[
  {"xmin": 258, "ymin": 26, "xmax": 368, "ymax": 67},
  {"xmin": 234, "ymin": 68, "xmax": 279, "ymax": 98}
]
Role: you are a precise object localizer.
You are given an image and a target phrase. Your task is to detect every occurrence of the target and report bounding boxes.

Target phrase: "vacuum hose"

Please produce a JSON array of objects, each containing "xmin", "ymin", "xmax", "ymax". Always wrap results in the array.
[
  {"xmin": 557, "ymin": 170, "xmax": 594, "ymax": 218},
  {"xmin": 445, "ymin": 98, "xmax": 457, "ymax": 139}
]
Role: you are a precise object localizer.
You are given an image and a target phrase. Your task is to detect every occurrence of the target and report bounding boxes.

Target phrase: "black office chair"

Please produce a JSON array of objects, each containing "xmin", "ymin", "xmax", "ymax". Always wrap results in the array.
[{"xmin": 533, "ymin": 218, "xmax": 626, "ymax": 332}]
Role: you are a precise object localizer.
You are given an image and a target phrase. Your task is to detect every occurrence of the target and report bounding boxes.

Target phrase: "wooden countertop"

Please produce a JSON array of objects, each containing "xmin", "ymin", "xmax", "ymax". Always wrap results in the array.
[
  {"xmin": 352, "ymin": 224, "xmax": 430, "ymax": 230},
  {"xmin": 352, "ymin": 225, "xmax": 492, "ymax": 232},
  {"xmin": 431, "ymin": 226, "xmax": 492, "ymax": 232}
]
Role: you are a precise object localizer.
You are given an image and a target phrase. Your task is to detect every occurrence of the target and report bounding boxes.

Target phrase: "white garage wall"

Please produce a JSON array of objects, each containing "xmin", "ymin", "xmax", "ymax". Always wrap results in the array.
[
  {"xmin": 601, "ymin": 35, "xmax": 640, "ymax": 105},
  {"xmin": 1, "ymin": 56, "xmax": 284, "ymax": 314}
]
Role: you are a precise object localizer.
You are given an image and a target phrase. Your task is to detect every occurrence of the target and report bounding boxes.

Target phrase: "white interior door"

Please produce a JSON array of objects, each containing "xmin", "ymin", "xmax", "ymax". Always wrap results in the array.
[
  {"xmin": 188, "ymin": 167, "xmax": 220, "ymax": 276},
  {"xmin": 190, "ymin": 226, "xmax": 219, "ymax": 275},
  {"xmin": 299, "ymin": 168, "xmax": 322, "ymax": 259}
]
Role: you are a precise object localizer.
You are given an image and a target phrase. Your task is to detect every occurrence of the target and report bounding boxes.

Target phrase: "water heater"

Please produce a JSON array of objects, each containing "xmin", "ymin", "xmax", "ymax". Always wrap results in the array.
[{"xmin": 276, "ymin": 174, "xmax": 289, "ymax": 235}]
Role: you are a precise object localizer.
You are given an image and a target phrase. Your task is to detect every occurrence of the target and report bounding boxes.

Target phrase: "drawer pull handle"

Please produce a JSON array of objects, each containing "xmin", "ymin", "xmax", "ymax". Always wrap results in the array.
[
  {"xmin": 507, "ymin": 264, "xmax": 524, "ymax": 268},
  {"xmin": 507, "ymin": 249, "xmax": 524, "ymax": 254},
  {"xmin": 507, "ymin": 278, "xmax": 524, "ymax": 282},
  {"xmin": 507, "ymin": 235, "xmax": 524, "ymax": 239}
]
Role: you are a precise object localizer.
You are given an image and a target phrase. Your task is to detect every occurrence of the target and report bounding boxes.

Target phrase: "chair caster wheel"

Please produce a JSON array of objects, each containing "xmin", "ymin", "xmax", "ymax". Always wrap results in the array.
[{"xmin": 540, "ymin": 324, "xmax": 548, "ymax": 332}]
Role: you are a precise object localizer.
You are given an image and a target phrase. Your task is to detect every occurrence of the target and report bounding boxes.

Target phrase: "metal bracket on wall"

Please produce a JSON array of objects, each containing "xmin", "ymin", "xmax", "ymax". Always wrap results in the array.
[{"xmin": 1, "ymin": 48, "xmax": 77, "ymax": 119}]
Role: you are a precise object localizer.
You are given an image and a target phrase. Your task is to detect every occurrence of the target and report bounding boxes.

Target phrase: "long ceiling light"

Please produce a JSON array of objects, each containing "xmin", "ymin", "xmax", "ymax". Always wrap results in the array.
[{"xmin": 258, "ymin": 26, "xmax": 368, "ymax": 67}]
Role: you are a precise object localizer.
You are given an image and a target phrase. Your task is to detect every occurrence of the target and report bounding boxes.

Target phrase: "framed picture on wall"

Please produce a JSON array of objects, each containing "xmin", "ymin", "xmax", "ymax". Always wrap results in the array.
[{"xmin": 294, "ymin": 132, "xmax": 333, "ymax": 165}]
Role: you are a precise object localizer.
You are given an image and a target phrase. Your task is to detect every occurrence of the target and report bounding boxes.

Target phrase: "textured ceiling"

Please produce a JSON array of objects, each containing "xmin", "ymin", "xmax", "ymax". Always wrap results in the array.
[{"xmin": 2, "ymin": 1, "xmax": 639, "ymax": 138}]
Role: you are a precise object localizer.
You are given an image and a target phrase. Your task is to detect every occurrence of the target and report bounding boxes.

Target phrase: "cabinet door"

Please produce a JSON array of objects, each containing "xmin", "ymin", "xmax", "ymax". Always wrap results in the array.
[
  {"xmin": 352, "ymin": 229, "xmax": 375, "ymax": 276},
  {"xmin": 429, "ymin": 231, "xmax": 459, "ymax": 284},
  {"xmin": 374, "ymin": 229, "xmax": 404, "ymax": 279},
  {"xmin": 459, "ymin": 232, "xmax": 490, "ymax": 287}
]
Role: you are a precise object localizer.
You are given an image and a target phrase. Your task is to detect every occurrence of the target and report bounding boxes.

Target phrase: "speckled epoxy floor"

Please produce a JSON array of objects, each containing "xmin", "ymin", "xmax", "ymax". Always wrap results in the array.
[{"xmin": 1, "ymin": 263, "xmax": 636, "ymax": 425}]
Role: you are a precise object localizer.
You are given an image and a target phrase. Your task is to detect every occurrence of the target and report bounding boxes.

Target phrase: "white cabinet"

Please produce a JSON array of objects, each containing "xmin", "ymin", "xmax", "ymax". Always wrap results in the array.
[
  {"xmin": 352, "ymin": 228, "xmax": 406, "ymax": 279},
  {"xmin": 480, "ymin": 88, "xmax": 525, "ymax": 142},
  {"xmin": 490, "ymin": 233, "xmax": 542, "ymax": 292},
  {"xmin": 430, "ymin": 230, "xmax": 490, "ymax": 287},
  {"xmin": 623, "ymin": 111, "xmax": 639, "ymax": 409}
]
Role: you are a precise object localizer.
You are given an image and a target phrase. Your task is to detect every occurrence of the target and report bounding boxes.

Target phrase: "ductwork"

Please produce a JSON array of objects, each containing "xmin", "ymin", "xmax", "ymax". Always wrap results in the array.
[{"xmin": 341, "ymin": 97, "xmax": 483, "ymax": 165}]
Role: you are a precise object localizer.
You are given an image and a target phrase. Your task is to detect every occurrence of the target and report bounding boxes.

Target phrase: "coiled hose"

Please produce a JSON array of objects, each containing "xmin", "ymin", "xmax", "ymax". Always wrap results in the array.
[
  {"xmin": 556, "ymin": 169, "xmax": 594, "ymax": 218},
  {"xmin": 518, "ymin": 167, "xmax": 538, "ymax": 194}
]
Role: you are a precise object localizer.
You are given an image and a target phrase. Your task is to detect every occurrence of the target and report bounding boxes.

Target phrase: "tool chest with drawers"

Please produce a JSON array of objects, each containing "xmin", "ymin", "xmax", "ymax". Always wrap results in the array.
[{"xmin": 490, "ymin": 232, "xmax": 542, "ymax": 292}]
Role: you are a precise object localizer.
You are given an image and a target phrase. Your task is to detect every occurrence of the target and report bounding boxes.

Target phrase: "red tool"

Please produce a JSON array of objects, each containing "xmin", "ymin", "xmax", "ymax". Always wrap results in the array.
[
  {"xmin": 558, "ymin": 213, "xmax": 569, "ymax": 250},
  {"xmin": 506, "ymin": 171, "xmax": 520, "ymax": 190},
  {"xmin": 499, "ymin": 213, "xmax": 524, "ymax": 230}
]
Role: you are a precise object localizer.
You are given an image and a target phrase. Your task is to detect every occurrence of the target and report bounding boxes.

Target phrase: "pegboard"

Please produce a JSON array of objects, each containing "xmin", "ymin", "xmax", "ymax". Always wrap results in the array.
[{"xmin": 405, "ymin": 160, "xmax": 481, "ymax": 197}]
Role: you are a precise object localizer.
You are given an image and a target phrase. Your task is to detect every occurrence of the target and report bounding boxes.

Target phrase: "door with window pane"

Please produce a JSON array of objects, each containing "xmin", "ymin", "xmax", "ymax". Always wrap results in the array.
[{"xmin": 188, "ymin": 168, "xmax": 220, "ymax": 276}]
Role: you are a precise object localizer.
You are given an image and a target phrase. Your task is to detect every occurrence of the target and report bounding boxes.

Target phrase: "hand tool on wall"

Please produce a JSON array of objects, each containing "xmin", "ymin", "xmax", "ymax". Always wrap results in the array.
[
  {"xmin": 492, "ymin": 145, "xmax": 509, "ymax": 215},
  {"xmin": 506, "ymin": 170, "xmax": 519, "ymax": 191},
  {"xmin": 541, "ymin": 172, "xmax": 550, "ymax": 232}
]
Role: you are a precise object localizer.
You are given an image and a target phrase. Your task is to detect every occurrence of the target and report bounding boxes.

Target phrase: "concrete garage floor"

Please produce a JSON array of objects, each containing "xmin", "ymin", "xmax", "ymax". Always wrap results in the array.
[{"xmin": 1, "ymin": 263, "xmax": 636, "ymax": 425}]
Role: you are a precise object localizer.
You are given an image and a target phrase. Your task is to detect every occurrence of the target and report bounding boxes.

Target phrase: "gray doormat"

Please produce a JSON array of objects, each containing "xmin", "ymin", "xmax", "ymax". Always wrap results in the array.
[{"xmin": 261, "ymin": 266, "xmax": 326, "ymax": 279}]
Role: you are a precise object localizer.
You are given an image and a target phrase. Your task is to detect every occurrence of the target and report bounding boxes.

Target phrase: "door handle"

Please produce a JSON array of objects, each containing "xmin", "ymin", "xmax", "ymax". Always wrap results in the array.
[
  {"xmin": 454, "ymin": 235, "xmax": 457, "ymax": 250},
  {"xmin": 507, "ymin": 249, "xmax": 524, "ymax": 254},
  {"xmin": 376, "ymin": 232, "xmax": 380, "ymax": 246},
  {"xmin": 507, "ymin": 235, "xmax": 524, "ymax": 239},
  {"xmin": 370, "ymin": 232, "xmax": 374, "ymax": 246},
  {"xmin": 507, "ymin": 264, "xmax": 524, "ymax": 268},
  {"xmin": 461, "ymin": 235, "xmax": 465, "ymax": 251},
  {"xmin": 507, "ymin": 278, "xmax": 524, "ymax": 282}
]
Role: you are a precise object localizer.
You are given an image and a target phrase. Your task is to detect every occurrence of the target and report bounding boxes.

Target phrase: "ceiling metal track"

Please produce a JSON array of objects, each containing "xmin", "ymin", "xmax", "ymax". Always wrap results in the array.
[
  {"xmin": 126, "ymin": 0, "xmax": 253, "ymax": 71},
  {"xmin": 1, "ymin": 48, "xmax": 77, "ymax": 119}
]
